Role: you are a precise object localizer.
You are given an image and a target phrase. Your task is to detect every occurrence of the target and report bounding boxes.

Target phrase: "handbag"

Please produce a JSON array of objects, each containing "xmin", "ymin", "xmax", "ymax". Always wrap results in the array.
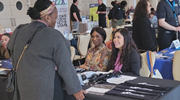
[
  {"xmin": 6, "ymin": 24, "xmax": 45, "ymax": 92},
  {"xmin": 6, "ymin": 69, "xmax": 16, "ymax": 92},
  {"xmin": 6, "ymin": 44, "xmax": 28, "ymax": 92}
]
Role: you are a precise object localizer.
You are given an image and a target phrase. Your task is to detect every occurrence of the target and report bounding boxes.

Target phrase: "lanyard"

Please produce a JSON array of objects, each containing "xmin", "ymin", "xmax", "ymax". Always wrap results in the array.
[{"xmin": 166, "ymin": 0, "xmax": 177, "ymax": 18}]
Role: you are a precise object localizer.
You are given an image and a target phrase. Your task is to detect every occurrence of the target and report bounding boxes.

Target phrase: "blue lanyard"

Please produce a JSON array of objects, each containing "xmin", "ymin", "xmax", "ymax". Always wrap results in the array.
[{"xmin": 166, "ymin": 0, "xmax": 177, "ymax": 17}]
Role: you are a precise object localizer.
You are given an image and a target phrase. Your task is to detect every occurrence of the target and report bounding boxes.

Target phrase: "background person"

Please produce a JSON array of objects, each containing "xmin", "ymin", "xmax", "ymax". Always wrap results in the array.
[
  {"xmin": 0, "ymin": 33, "xmax": 10, "ymax": 59},
  {"xmin": 79, "ymin": 27, "xmax": 111, "ymax": 71},
  {"xmin": 70, "ymin": 0, "xmax": 82, "ymax": 32},
  {"xmin": 132, "ymin": 0, "xmax": 157, "ymax": 52},
  {"xmin": 97, "ymin": 0, "xmax": 107, "ymax": 28},
  {"xmin": 7, "ymin": 0, "xmax": 85, "ymax": 100},
  {"xmin": 157, "ymin": 0, "xmax": 180, "ymax": 51},
  {"xmin": 129, "ymin": 5, "xmax": 135, "ymax": 13},
  {"xmin": 107, "ymin": 28, "xmax": 141, "ymax": 76},
  {"xmin": 111, "ymin": 1, "xmax": 127, "ymax": 32},
  {"xmin": 150, "ymin": 10, "xmax": 158, "ymax": 28}
]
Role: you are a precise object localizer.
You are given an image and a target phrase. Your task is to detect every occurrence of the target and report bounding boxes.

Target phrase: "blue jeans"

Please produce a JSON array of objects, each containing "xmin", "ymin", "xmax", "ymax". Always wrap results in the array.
[
  {"xmin": 72, "ymin": 21, "xmax": 79, "ymax": 33},
  {"xmin": 70, "ymin": 38, "xmax": 80, "ymax": 55}
]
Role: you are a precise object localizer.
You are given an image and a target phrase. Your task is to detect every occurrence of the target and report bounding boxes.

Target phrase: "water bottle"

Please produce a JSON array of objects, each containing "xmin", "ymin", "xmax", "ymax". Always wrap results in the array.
[{"xmin": 64, "ymin": 31, "xmax": 69, "ymax": 40}]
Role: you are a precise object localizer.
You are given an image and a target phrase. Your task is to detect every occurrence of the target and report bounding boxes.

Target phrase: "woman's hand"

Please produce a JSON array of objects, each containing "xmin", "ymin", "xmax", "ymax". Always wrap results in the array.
[
  {"xmin": 79, "ymin": 65, "xmax": 89, "ymax": 70},
  {"xmin": 73, "ymin": 90, "xmax": 87, "ymax": 100}
]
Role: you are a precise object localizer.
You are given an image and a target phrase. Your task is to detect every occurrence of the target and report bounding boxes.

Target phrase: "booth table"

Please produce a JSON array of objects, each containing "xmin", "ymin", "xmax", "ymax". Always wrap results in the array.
[
  {"xmin": 64, "ymin": 76, "xmax": 180, "ymax": 100},
  {"xmin": 0, "ymin": 76, "xmax": 13, "ymax": 100},
  {"xmin": 79, "ymin": 21, "xmax": 98, "ymax": 33},
  {"xmin": 154, "ymin": 48, "xmax": 177, "ymax": 80},
  {"xmin": 1, "ymin": 73, "xmax": 180, "ymax": 100}
]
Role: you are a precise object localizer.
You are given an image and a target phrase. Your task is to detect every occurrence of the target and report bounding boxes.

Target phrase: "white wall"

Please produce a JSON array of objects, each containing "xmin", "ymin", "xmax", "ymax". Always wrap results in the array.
[
  {"xmin": 29, "ymin": 0, "xmax": 160, "ymax": 16},
  {"xmin": 149, "ymin": 0, "xmax": 159, "ymax": 10}
]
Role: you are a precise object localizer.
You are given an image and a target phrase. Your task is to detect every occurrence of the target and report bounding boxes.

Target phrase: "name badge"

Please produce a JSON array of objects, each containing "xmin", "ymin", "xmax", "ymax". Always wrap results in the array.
[
  {"xmin": 175, "ymin": 17, "xmax": 179, "ymax": 26},
  {"xmin": 151, "ymin": 24, "xmax": 153, "ymax": 28},
  {"xmin": 175, "ymin": 3, "xmax": 178, "ymax": 7},
  {"xmin": 169, "ymin": 39, "xmax": 180, "ymax": 50}
]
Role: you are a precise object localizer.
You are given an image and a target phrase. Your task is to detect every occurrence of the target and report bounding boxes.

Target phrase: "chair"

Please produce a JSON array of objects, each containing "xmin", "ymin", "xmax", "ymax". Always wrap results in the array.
[
  {"xmin": 140, "ymin": 51, "xmax": 163, "ymax": 79},
  {"xmin": 103, "ymin": 27, "xmax": 113, "ymax": 42},
  {"xmin": 140, "ymin": 52, "xmax": 151, "ymax": 77},
  {"xmin": 90, "ymin": 39, "xmax": 94, "ymax": 47},
  {"xmin": 70, "ymin": 46, "xmax": 75, "ymax": 62},
  {"xmin": 173, "ymin": 50, "xmax": 180, "ymax": 81},
  {"xmin": 74, "ymin": 33, "xmax": 91, "ymax": 61}
]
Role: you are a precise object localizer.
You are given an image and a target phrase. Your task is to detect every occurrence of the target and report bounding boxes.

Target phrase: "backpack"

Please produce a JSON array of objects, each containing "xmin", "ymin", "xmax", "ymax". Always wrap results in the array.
[
  {"xmin": 108, "ymin": 9, "xmax": 113, "ymax": 20},
  {"xmin": 108, "ymin": 5, "xmax": 118, "ymax": 20}
]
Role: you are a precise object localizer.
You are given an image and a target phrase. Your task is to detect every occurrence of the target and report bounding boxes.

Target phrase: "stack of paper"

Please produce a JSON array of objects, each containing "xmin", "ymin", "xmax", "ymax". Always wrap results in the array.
[
  {"xmin": 85, "ymin": 84, "xmax": 115, "ymax": 95},
  {"xmin": 106, "ymin": 75, "xmax": 137, "ymax": 84}
]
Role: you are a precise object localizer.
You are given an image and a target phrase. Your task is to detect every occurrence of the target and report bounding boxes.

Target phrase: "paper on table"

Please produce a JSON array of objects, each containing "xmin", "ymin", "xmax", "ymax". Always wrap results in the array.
[
  {"xmin": 77, "ymin": 74, "xmax": 84, "ymax": 86},
  {"xmin": 0, "ymin": 68, "xmax": 6, "ymax": 71},
  {"xmin": 155, "ymin": 53, "xmax": 170, "ymax": 59},
  {"xmin": 169, "ymin": 51, "xmax": 175, "ymax": 54},
  {"xmin": 106, "ymin": 75, "xmax": 137, "ymax": 84},
  {"xmin": 85, "ymin": 87, "xmax": 111, "ymax": 95},
  {"xmin": 0, "ymin": 68, "xmax": 11, "ymax": 72}
]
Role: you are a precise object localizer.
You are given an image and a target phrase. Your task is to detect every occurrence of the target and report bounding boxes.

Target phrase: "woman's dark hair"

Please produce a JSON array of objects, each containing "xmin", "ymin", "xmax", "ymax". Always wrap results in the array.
[
  {"xmin": 133, "ymin": 0, "xmax": 149, "ymax": 21},
  {"xmin": 73, "ymin": 0, "xmax": 77, "ymax": 3},
  {"xmin": 2, "ymin": 33, "xmax": 11, "ymax": 38},
  {"xmin": 120, "ymin": 1, "xmax": 127, "ymax": 9},
  {"xmin": 27, "ymin": 0, "xmax": 53, "ymax": 20},
  {"xmin": 107, "ymin": 28, "xmax": 140, "ymax": 71},
  {"xmin": 90, "ymin": 27, "xmax": 106, "ymax": 43}
]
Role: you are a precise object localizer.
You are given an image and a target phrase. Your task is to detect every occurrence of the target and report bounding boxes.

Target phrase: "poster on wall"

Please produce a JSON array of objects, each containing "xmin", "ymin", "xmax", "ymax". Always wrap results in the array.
[
  {"xmin": 51, "ymin": 0, "xmax": 70, "ymax": 35},
  {"xmin": 179, "ymin": 0, "xmax": 180, "ymax": 9},
  {"xmin": 89, "ymin": 4, "xmax": 99, "ymax": 21}
]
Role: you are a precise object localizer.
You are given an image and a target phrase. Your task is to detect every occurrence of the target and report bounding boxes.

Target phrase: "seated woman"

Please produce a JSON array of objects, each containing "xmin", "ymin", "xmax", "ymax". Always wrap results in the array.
[
  {"xmin": 0, "ymin": 33, "xmax": 11, "ymax": 59},
  {"xmin": 79, "ymin": 27, "xmax": 111, "ymax": 71},
  {"xmin": 107, "ymin": 28, "xmax": 141, "ymax": 76}
]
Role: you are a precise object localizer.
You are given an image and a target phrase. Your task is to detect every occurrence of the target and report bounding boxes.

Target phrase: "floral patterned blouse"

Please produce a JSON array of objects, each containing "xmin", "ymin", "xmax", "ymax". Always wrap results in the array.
[{"xmin": 84, "ymin": 44, "xmax": 111, "ymax": 71}]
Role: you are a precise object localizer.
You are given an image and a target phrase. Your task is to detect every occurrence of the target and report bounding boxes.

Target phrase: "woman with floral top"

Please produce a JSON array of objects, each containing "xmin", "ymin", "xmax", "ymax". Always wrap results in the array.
[{"xmin": 79, "ymin": 27, "xmax": 111, "ymax": 71}]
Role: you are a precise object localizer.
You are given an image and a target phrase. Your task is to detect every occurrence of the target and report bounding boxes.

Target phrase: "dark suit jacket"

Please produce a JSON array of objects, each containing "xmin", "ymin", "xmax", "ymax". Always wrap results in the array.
[
  {"xmin": 132, "ymin": 16, "xmax": 157, "ymax": 52},
  {"xmin": 121, "ymin": 48, "xmax": 141, "ymax": 76}
]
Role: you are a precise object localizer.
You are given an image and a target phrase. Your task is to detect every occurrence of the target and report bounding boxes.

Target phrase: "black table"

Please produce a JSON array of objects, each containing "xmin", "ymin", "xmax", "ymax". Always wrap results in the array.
[
  {"xmin": 1, "ymin": 75, "xmax": 180, "ymax": 100},
  {"xmin": 64, "ymin": 76, "xmax": 180, "ymax": 100},
  {"xmin": 0, "ymin": 76, "xmax": 13, "ymax": 100}
]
